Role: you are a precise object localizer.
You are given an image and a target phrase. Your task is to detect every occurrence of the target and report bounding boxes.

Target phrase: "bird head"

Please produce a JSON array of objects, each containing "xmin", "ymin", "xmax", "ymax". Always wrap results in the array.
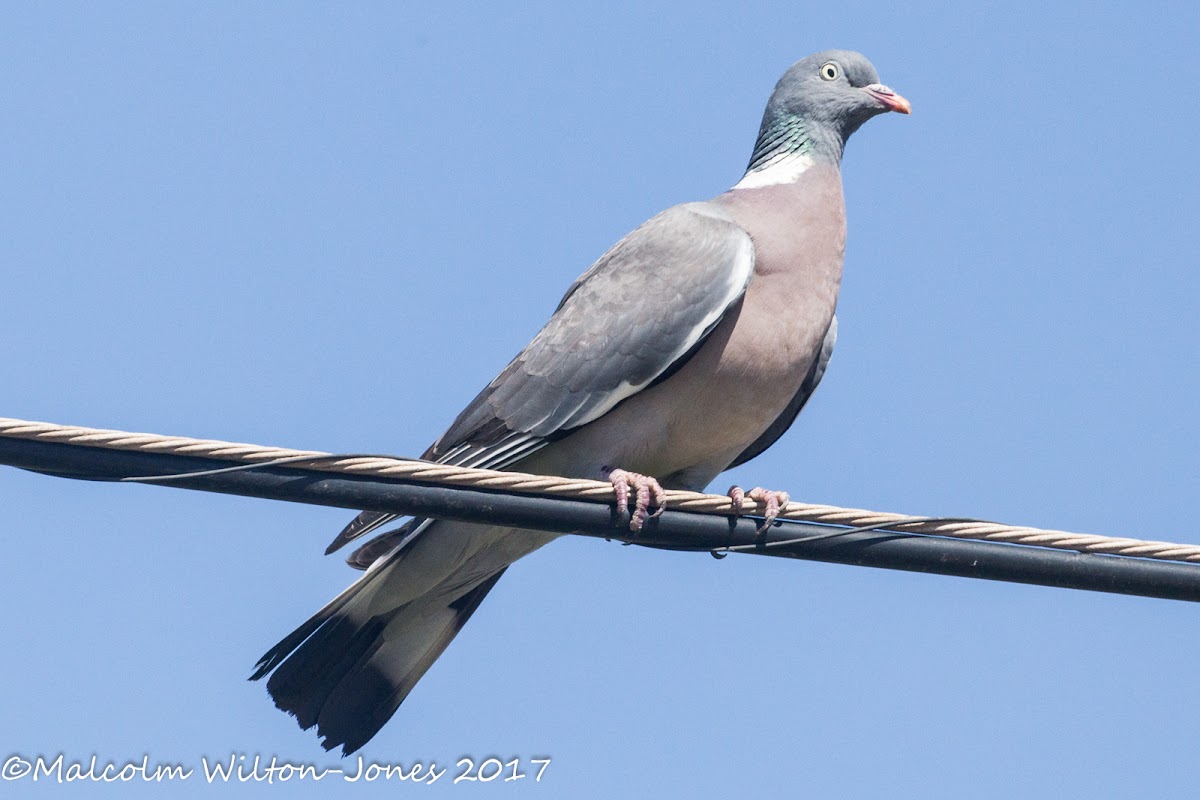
[{"xmin": 751, "ymin": 50, "xmax": 910, "ymax": 168}]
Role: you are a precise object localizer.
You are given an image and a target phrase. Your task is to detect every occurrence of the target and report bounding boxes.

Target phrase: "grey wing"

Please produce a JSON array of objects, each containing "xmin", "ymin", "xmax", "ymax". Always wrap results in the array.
[
  {"xmin": 727, "ymin": 315, "xmax": 837, "ymax": 469},
  {"xmin": 329, "ymin": 201, "xmax": 756, "ymax": 556}
]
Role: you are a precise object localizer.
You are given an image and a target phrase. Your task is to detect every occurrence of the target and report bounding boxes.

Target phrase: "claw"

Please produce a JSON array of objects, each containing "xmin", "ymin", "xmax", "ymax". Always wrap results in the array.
[
  {"xmin": 605, "ymin": 467, "xmax": 666, "ymax": 531},
  {"xmin": 728, "ymin": 485, "xmax": 745, "ymax": 510},
  {"xmin": 727, "ymin": 485, "xmax": 790, "ymax": 533}
]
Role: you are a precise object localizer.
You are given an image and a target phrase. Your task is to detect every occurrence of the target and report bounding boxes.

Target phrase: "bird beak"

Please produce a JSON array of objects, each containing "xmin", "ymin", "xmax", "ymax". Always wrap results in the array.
[{"xmin": 863, "ymin": 83, "xmax": 912, "ymax": 115}]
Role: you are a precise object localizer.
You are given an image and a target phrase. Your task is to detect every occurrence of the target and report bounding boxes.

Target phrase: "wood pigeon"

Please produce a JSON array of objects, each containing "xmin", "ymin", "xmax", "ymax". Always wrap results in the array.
[{"xmin": 251, "ymin": 49, "xmax": 910, "ymax": 753}]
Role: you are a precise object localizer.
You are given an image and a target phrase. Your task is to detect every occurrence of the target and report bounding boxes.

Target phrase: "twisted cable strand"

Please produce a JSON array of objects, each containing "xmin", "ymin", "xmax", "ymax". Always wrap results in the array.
[{"xmin": 3, "ymin": 416, "xmax": 1196, "ymax": 564}]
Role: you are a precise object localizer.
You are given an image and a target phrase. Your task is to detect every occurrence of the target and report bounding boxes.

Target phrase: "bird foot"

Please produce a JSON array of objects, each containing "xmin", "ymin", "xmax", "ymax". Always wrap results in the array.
[
  {"xmin": 728, "ymin": 485, "xmax": 791, "ymax": 533},
  {"xmin": 604, "ymin": 467, "xmax": 666, "ymax": 531}
]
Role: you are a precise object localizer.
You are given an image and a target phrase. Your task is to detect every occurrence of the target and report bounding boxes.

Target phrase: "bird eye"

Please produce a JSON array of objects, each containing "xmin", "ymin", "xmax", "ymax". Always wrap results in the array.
[{"xmin": 820, "ymin": 62, "xmax": 840, "ymax": 81}]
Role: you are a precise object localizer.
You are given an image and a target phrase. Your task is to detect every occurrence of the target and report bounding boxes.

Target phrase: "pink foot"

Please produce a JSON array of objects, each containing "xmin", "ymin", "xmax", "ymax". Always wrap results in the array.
[
  {"xmin": 728, "ymin": 485, "xmax": 791, "ymax": 532},
  {"xmin": 605, "ymin": 467, "xmax": 666, "ymax": 531}
]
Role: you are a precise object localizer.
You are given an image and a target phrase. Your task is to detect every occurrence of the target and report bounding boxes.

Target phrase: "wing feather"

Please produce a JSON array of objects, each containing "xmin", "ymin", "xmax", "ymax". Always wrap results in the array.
[{"xmin": 434, "ymin": 200, "xmax": 754, "ymax": 453}]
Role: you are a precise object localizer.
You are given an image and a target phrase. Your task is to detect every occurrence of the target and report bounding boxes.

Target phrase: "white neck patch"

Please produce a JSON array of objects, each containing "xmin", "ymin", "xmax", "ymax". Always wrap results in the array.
[{"xmin": 732, "ymin": 152, "xmax": 815, "ymax": 190}]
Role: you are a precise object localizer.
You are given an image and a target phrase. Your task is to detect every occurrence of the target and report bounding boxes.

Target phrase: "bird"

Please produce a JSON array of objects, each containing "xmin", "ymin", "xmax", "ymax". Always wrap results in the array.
[{"xmin": 250, "ymin": 49, "xmax": 910, "ymax": 754}]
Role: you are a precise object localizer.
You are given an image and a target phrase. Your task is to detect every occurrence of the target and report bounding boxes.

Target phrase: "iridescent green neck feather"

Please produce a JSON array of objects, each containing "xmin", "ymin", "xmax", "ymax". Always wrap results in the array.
[{"xmin": 746, "ymin": 114, "xmax": 812, "ymax": 173}]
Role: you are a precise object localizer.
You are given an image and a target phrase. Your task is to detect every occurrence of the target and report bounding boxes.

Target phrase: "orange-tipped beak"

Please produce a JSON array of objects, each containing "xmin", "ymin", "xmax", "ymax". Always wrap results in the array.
[{"xmin": 864, "ymin": 83, "xmax": 912, "ymax": 115}]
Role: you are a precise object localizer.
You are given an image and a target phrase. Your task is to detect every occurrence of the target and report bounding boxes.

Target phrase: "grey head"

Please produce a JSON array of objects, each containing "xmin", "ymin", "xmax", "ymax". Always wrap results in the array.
[{"xmin": 745, "ymin": 49, "xmax": 910, "ymax": 174}]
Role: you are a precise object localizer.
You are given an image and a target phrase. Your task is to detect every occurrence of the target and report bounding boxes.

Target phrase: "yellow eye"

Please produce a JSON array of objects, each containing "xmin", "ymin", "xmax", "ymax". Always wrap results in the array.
[{"xmin": 820, "ymin": 62, "xmax": 840, "ymax": 81}]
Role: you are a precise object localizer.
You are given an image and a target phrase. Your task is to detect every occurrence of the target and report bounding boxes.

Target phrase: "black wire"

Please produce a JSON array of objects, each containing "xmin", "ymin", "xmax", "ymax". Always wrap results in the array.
[
  {"xmin": 103, "ymin": 454, "xmax": 1023, "ymax": 562},
  {"xmin": 9, "ymin": 433, "xmax": 1200, "ymax": 602}
]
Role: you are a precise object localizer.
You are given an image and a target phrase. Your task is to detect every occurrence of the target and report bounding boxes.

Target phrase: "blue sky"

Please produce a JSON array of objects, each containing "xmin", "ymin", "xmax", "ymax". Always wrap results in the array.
[{"xmin": 2, "ymin": 1, "xmax": 1198, "ymax": 797}]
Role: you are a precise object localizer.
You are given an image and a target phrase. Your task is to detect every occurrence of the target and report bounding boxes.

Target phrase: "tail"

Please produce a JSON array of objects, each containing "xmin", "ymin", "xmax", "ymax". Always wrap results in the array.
[{"xmin": 250, "ymin": 522, "xmax": 514, "ymax": 754}]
